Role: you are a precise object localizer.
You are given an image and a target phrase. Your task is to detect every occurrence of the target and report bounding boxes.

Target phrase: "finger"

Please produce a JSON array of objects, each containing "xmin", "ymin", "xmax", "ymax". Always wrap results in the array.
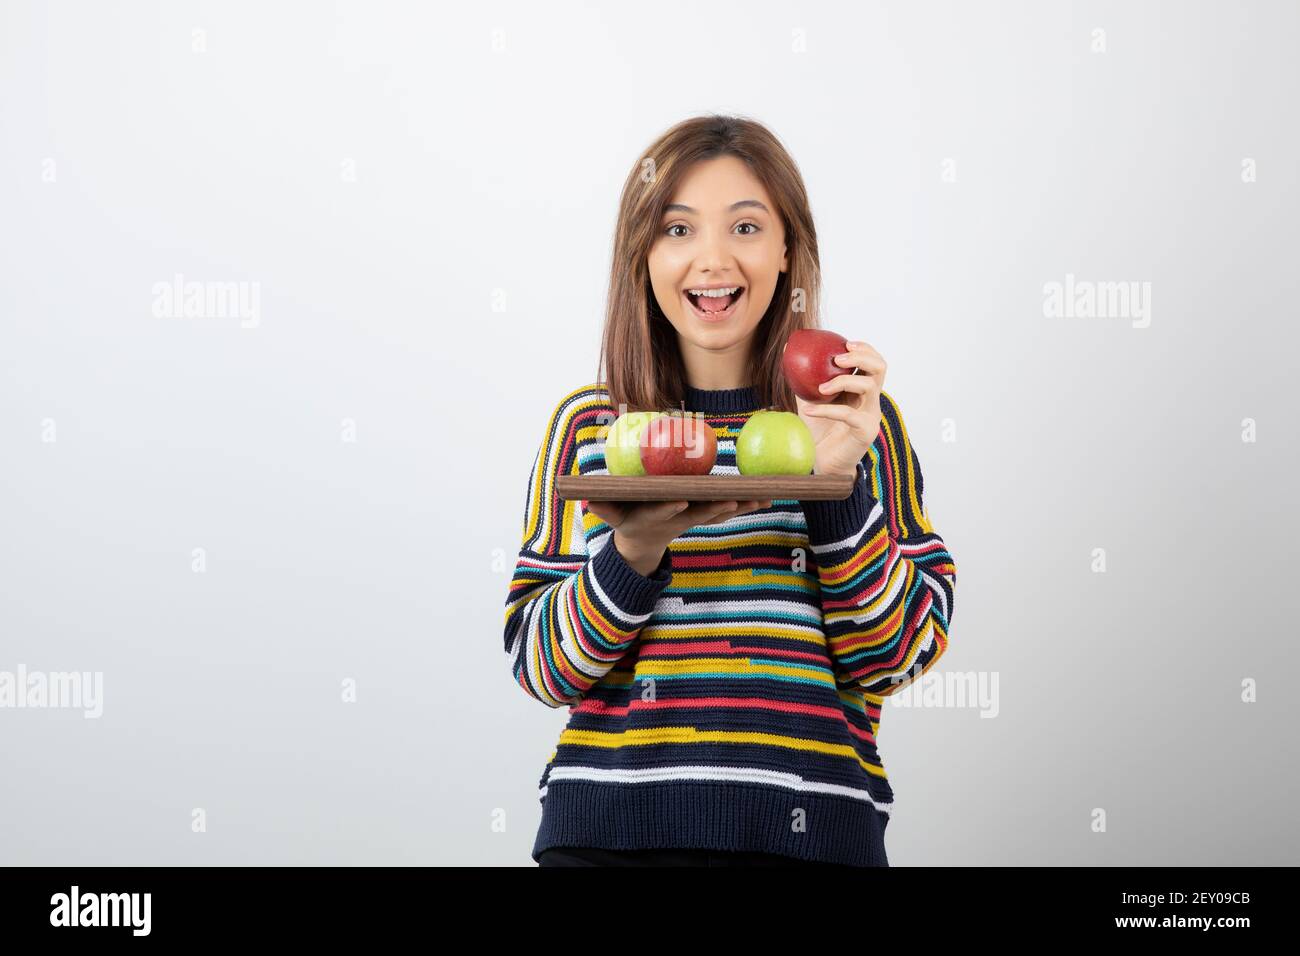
[
  {"xmin": 833, "ymin": 345, "xmax": 886, "ymax": 375},
  {"xmin": 684, "ymin": 500, "xmax": 740, "ymax": 525},
  {"xmin": 723, "ymin": 501, "xmax": 761, "ymax": 520},
  {"xmin": 585, "ymin": 500, "xmax": 629, "ymax": 527},
  {"xmin": 802, "ymin": 402, "xmax": 853, "ymax": 420},
  {"xmin": 818, "ymin": 373, "xmax": 877, "ymax": 397},
  {"xmin": 700, "ymin": 505, "xmax": 743, "ymax": 525},
  {"xmin": 800, "ymin": 402, "xmax": 877, "ymax": 442},
  {"xmin": 840, "ymin": 339, "xmax": 881, "ymax": 359}
]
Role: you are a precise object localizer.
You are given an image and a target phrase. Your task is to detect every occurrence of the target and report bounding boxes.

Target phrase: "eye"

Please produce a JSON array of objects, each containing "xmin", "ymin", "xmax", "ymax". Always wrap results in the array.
[
  {"xmin": 736, "ymin": 221, "xmax": 760, "ymax": 235},
  {"xmin": 665, "ymin": 223, "xmax": 689, "ymax": 238}
]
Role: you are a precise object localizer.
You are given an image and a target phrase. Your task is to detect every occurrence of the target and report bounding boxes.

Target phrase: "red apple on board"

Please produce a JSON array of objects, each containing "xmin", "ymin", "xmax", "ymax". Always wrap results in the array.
[
  {"xmin": 640, "ymin": 413, "xmax": 717, "ymax": 476},
  {"xmin": 782, "ymin": 328, "xmax": 851, "ymax": 402}
]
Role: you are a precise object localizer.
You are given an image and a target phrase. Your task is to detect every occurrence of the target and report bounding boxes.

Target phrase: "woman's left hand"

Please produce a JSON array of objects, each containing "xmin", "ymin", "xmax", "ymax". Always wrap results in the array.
[{"xmin": 791, "ymin": 339, "xmax": 886, "ymax": 477}]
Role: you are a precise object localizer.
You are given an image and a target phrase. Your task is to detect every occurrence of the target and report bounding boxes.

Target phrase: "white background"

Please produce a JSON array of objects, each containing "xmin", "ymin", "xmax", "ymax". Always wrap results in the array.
[{"xmin": 1, "ymin": 0, "xmax": 1296, "ymax": 864}]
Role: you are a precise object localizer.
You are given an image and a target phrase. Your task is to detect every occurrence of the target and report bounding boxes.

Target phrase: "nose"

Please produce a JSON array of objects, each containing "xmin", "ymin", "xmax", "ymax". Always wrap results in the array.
[{"xmin": 695, "ymin": 224, "xmax": 734, "ymax": 276}]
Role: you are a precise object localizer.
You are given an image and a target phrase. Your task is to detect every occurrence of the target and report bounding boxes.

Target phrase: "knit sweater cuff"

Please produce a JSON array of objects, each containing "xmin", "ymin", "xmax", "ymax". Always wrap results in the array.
[
  {"xmin": 800, "ymin": 460, "xmax": 876, "ymax": 545},
  {"xmin": 588, "ymin": 537, "xmax": 673, "ymax": 617}
]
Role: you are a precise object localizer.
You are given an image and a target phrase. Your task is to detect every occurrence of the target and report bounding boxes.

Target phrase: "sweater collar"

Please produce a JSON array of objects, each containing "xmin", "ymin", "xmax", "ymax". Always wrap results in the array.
[{"xmin": 682, "ymin": 383, "xmax": 763, "ymax": 415}]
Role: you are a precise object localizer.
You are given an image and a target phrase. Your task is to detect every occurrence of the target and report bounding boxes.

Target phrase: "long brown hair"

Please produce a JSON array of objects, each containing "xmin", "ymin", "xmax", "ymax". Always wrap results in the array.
[{"xmin": 596, "ymin": 114, "xmax": 823, "ymax": 415}]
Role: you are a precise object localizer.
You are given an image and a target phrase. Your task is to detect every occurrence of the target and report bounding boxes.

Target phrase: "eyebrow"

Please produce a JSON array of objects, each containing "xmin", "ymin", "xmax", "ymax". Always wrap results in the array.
[{"xmin": 662, "ymin": 199, "xmax": 770, "ymax": 215}]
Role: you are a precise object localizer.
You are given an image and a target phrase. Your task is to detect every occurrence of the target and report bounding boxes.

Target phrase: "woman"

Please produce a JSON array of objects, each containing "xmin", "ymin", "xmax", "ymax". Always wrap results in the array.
[{"xmin": 503, "ymin": 114, "xmax": 957, "ymax": 867}]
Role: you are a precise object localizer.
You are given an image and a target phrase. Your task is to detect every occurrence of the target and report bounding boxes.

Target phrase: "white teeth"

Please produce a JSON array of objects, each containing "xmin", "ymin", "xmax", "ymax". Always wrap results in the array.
[{"xmin": 687, "ymin": 287, "xmax": 740, "ymax": 297}]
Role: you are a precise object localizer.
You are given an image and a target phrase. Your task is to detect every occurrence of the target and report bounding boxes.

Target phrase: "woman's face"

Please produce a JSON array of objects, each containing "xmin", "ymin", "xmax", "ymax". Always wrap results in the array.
[{"xmin": 647, "ymin": 154, "xmax": 788, "ymax": 361}]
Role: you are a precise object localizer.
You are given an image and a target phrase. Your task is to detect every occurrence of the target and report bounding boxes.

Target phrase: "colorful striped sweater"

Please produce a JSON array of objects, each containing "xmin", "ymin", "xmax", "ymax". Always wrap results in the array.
[{"xmin": 503, "ymin": 381, "xmax": 957, "ymax": 866}]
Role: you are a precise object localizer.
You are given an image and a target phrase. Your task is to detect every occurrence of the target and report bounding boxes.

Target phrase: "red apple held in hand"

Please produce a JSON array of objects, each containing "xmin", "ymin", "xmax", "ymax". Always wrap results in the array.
[
  {"xmin": 782, "ymin": 328, "xmax": 851, "ymax": 402},
  {"xmin": 640, "ymin": 413, "xmax": 717, "ymax": 476}
]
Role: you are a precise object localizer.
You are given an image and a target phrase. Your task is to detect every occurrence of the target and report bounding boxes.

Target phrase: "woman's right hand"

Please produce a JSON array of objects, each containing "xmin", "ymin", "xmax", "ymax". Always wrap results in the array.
[{"xmin": 585, "ymin": 499, "xmax": 773, "ymax": 577}]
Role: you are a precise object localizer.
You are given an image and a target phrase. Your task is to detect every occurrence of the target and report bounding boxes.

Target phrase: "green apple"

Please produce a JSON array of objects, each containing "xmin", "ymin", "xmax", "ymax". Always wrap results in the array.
[
  {"xmin": 604, "ymin": 411, "xmax": 668, "ymax": 476},
  {"xmin": 736, "ymin": 410, "xmax": 815, "ymax": 475}
]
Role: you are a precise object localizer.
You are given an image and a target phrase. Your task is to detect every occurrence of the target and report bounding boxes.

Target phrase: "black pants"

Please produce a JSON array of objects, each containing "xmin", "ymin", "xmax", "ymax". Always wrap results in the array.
[{"xmin": 538, "ymin": 845, "xmax": 854, "ymax": 867}]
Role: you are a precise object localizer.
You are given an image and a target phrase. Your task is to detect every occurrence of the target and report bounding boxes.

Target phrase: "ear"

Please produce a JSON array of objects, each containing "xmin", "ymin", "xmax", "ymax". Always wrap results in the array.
[{"xmin": 781, "ymin": 243, "xmax": 789, "ymax": 273}]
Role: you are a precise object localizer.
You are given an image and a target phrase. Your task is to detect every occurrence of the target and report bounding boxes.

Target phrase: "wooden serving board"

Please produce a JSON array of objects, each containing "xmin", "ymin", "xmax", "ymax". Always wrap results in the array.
[{"xmin": 556, "ymin": 473, "xmax": 856, "ymax": 502}]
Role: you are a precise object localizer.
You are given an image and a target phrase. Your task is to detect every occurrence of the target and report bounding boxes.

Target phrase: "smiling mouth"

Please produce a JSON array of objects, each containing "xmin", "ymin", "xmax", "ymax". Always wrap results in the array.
[{"xmin": 684, "ymin": 287, "xmax": 745, "ymax": 320}]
